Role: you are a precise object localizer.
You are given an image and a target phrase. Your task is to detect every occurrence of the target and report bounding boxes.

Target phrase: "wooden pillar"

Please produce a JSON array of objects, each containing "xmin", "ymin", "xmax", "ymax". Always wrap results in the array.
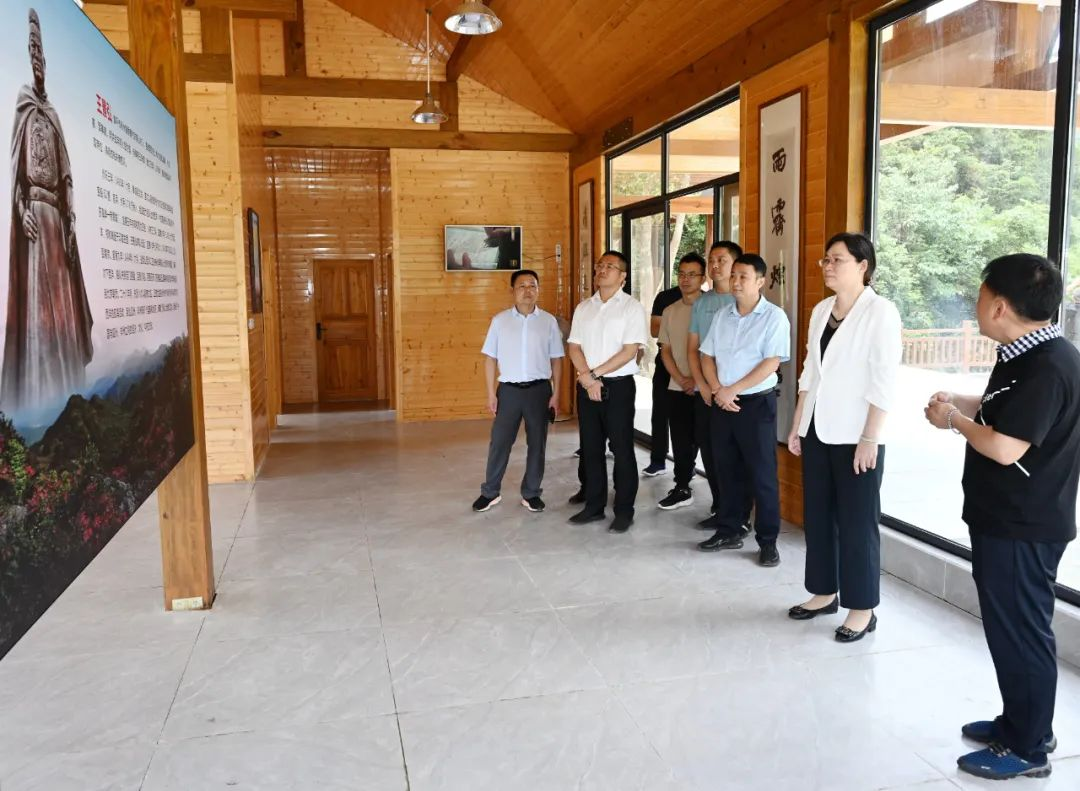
[
  {"xmin": 824, "ymin": 6, "xmax": 869, "ymax": 236},
  {"xmin": 127, "ymin": 0, "xmax": 215, "ymax": 611}
]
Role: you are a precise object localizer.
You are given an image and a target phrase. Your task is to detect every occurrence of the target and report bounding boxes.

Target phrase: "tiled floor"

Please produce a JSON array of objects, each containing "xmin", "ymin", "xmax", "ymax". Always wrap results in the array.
[{"xmin": 2, "ymin": 411, "xmax": 1080, "ymax": 790}]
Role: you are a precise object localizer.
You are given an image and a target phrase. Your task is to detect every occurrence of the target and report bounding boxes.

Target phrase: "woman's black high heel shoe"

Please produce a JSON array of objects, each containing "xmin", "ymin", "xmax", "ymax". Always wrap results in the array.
[
  {"xmin": 835, "ymin": 612, "xmax": 877, "ymax": 642},
  {"xmin": 787, "ymin": 597, "xmax": 838, "ymax": 620}
]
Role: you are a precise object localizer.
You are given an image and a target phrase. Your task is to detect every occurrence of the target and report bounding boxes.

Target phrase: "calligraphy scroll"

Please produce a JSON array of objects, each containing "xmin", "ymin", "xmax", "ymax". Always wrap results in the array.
[{"xmin": 758, "ymin": 90, "xmax": 803, "ymax": 442}]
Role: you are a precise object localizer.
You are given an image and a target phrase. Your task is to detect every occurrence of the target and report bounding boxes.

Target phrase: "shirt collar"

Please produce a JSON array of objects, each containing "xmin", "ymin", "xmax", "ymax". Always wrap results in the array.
[
  {"xmin": 997, "ymin": 324, "xmax": 1061, "ymax": 362},
  {"xmin": 591, "ymin": 288, "xmax": 627, "ymax": 306},
  {"xmin": 511, "ymin": 306, "xmax": 538, "ymax": 320},
  {"xmin": 726, "ymin": 295, "xmax": 769, "ymax": 316}
]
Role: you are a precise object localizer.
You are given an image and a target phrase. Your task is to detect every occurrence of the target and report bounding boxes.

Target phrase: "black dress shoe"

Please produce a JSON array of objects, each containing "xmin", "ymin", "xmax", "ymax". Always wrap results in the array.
[
  {"xmin": 608, "ymin": 515, "xmax": 632, "ymax": 533},
  {"xmin": 758, "ymin": 543, "xmax": 780, "ymax": 567},
  {"xmin": 787, "ymin": 597, "xmax": 838, "ymax": 620},
  {"xmin": 568, "ymin": 490, "xmax": 586, "ymax": 505},
  {"xmin": 696, "ymin": 514, "xmax": 722, "ymax": 531},
  {"xmin": 697, "ymin": 532, "xmax": 743, "ymax": 552},
  {"xmin": 569, "ymin": 509, "xmax": 605, "ymax": 525},
  {"xmin": 835, "ymin": 613, "xmax": 877, "ymax": 643}
]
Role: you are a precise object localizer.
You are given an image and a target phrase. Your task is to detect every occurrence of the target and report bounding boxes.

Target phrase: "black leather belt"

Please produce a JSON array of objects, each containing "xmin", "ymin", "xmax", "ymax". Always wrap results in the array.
[
  {"xmin": 600, "ymin": 374, "xmax": 633, "ymax": 383},
  {"xmin": 731, "ymin": 388, "xmax": 778, "ymax": 401},
  {"xmin": 503, "ymin": 379, "xmax": 546, "ymax": 388}
]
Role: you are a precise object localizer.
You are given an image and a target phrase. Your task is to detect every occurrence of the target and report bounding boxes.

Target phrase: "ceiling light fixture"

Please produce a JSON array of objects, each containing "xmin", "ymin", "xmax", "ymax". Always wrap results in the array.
[
  {"xmin": 445, "ymin": 1, "xmax": 502, "ymax": 36},
  {"xmin": 412, "ymin": 9, "xmax": 448, "ymax": 125}
]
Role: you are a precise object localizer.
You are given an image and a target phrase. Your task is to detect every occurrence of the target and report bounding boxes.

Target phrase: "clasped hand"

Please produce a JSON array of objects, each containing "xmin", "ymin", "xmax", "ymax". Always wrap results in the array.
[
  {"xmin": 923, "ymin": 391, "xmax": 955, "ymax": 430},
  {"xmin": 711, "ymin": 384, "xmax": 740, "ymax": 412}
]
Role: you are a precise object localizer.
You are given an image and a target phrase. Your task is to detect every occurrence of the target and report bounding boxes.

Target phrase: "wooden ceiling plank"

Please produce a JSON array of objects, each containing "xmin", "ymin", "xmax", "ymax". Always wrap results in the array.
[
  {"xmin": 87, "ymin": 0, "xmax": 297, "ymax": 19},
  {"xmin": 879, "ymin": 83, "xmax": 1057, "ymax": 128},
  {"xmin": 262, "ymin": 125, "xmax": 577, "ymax": 151},
  {"xmin": 260, "ymin": 75, "xmax": 432, "ymax": 99}
]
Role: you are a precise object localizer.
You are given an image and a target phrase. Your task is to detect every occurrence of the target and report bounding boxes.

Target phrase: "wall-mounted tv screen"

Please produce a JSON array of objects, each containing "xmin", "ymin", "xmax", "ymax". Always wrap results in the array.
[{"xmin": 445, "ymin": 225, "xmax": 523, "ymax": 271}]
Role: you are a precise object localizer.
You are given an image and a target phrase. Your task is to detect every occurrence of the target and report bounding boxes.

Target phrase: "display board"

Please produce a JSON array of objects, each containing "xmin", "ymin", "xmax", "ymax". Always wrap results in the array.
[{"xmin": 0, "ymin": 1, "xmax": 193, "ymax": 657}]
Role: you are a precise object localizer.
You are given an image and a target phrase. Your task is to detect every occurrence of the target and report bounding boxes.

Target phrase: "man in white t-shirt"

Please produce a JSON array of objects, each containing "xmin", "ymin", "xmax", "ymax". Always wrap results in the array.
[{"xmin": 567, "ymin": 251, "xmax": 648, "ymax": 533}]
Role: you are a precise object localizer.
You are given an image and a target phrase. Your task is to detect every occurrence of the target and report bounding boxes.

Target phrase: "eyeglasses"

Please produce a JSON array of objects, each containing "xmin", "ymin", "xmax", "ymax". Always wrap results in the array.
[
  {"xmin": 594, "ymin": 262, "xmax": 625, "ymax": 272},
  {"xmin": 677, "ymin": 271, "xmax": 704, "ymax": 280},
  {"xmin": 817, "ymin": 257, "xmax": 854, "ymax": 268}
]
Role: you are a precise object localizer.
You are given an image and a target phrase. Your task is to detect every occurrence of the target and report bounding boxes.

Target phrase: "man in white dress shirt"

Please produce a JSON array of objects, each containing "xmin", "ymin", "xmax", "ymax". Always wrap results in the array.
[
  {"xmin": 473, "ymin": 270, "xmax": 564, "ymax": 513},
  {"xmin": 567, "ymin": 250, "xmax": 649, "ymax": 533}
]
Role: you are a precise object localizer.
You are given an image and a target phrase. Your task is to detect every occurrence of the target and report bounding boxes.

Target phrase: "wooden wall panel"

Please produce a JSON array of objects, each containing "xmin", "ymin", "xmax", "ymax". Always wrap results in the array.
[
  {"xmin": 261, "ymin": 95, "xmax": 432, "ymax": 130},
  {"xmin": 84, "ymin": 6, "xmax": 203, "ymax": 52},
  {"xmin": 186, "ymin": 81, "xmax": 256, "ymax": 482},
  {"xmin": 391, "ymin": 150, "xmax": 570, "ymax": 422},
  {"xmin": 304, "ymin": 0, "xmax": 441, "ymax": 81},
  {"xmin": 740, "ymin": 41, "xmax": 830, "ymax": 526},
  {"xmin": 234, "ymin": 18, "xmax": 280, "ymax": 469},
  {"xmin": 458, "ymin": 77, "xmax": 570, "ymax": 135},
  {"xmin": 259, "ymin": 19, "xmax": 286, "ymax": 76},
  {"xmin": 271, "ymin": 150, "xmax": 391, "ymax": 404}
]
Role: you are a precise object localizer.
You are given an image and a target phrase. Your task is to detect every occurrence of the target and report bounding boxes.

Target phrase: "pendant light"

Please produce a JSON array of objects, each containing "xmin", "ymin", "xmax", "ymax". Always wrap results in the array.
[
  {"xmin": 412, "ymin": 9, "xmax": 448, "ymax": 125},
  {"xmin": 445, "ymin": 1, "xmax": 502, "ymax": 35}
]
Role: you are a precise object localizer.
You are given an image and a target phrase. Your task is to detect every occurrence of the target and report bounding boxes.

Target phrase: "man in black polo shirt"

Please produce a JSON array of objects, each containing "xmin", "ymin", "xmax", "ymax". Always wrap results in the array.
[
  {"xmin": 925, "ymin": 253, "xmax": 1080, "ymax": 781},
  {"xmin": 642, "ymin": 278, "xmax": 684, "ymax": 477}
]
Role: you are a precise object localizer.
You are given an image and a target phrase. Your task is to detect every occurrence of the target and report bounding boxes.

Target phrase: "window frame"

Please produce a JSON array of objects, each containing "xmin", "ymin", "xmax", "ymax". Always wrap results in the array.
[{"xmin": 864, "ymin": 0, "xmax": 1080, "ymax": 607}]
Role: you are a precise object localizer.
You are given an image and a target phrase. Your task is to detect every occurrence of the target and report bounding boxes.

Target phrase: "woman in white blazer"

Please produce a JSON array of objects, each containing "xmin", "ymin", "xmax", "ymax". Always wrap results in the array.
[{"xmin": 786, "ymin": 232, "xmax": 902, "ymax": 642}]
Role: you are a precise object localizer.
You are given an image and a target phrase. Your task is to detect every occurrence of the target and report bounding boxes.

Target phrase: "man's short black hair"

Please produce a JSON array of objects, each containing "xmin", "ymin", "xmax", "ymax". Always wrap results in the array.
[
  {"xmin": 826, "ymin": 231, "xmax": 877, "ymax": 286},
  {"xmin": 678, "ymin": 251, "xmax": 706, "ymax": 274},
  {"xmin": 982, "ymin": 253, "xmax": 1062, "ymax": 322},
  {"xmin": 599, "ymin": 249, "xmax": 629, "ymax": 271},
  {"xmin": 733, "ymin": 252, "xmax": 767, "ymax": 277},
  {"xmin": 511, "ymin": 269, "xmax": 539, "ymax": 287},
  {"xmin": 710, "ymin": 240, "xmax": 743, "ymax": 259}
]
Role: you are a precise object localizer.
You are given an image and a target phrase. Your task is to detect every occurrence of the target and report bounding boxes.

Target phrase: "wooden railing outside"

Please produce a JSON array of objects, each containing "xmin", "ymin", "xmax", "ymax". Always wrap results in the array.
[{"xmin": 902, "ymin": 320, "xmax": 997, "ymax": 373}]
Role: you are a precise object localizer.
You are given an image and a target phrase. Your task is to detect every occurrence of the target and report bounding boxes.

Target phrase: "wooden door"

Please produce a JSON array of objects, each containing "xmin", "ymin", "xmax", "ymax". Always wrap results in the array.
[{"xmin": 315, "ymin": 258, "xmax": 378, "ymax": 402}]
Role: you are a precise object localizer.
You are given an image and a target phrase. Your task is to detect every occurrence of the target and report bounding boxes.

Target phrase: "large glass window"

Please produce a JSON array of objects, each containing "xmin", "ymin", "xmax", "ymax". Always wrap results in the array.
[
  {"xmin": 610, "ymin": 138, "xmax": 662, "ymax": 209},
  {"xmin": 869, "ymin": 0, "xmax": 1079, "ymax": 597},
  {"xmin": 605, "ymin": 93, "xmax": 742, "ymax": 441}
]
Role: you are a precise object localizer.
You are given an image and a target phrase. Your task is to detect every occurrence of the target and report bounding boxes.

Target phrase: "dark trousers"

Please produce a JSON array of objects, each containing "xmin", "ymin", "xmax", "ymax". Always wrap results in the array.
[
  {"xmin": 970, "ymin": 531, "xmax": 1067, "ymax": 762},
  {"xmin": 480, "ymin": 381, "xmax": 551, "ymax": 499},
  {"xmin": 709, "ymin": 390, "xmax": 779, "ymax": 546},
  {"xmin": 801, "ymin": 421, "xmax": 884, "ymax": 610},
  {"xmin": 695, "ymin": 396, "xmax": 752, "ymax": 518},
  {"xmin": 578, "ymin": 377, "xmax": 638, "ymax": 517},
  {"xmin": 666, "ymin": 389, "xmax": 698, "ymax": 489},
  {"xmin": 650, "ymin": 358, "xmax": 671, "ymax": 465}
]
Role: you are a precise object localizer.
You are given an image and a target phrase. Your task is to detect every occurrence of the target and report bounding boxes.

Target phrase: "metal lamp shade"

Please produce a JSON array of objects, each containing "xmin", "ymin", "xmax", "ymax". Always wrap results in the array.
[
  {"xmin": 411, "ymin": 92, "xmax": 449, "ymax": 124},
  {"xmin": 445, "ymin": 1, "xmax": 503, "ymax": 35}
]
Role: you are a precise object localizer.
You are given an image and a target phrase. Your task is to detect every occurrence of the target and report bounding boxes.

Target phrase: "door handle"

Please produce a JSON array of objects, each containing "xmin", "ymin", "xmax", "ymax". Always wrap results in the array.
[{"xmin": 316, "ymin": 322, "xmax": 323, "ymax": 340}]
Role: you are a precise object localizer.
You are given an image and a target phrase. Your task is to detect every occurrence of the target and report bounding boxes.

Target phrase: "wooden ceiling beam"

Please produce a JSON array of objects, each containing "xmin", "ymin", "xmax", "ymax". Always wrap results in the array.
[
  {"xmin": 260, "ymin": 75, "xmax": 434, "ymax": 100},
  {"xmin": 86, "ymin": 0, "xmax": 298, "ymax": 19},
  {"xmin": 261, "ymin": 126, "xmax": 577, "ymax": 152},
  {"xmin": 118, "ymin": 50, "xmax": 233, "ymax": 83},
  {"xmin": 879, "ymin": 83, "xmax": 1057, "ymax": 129}
]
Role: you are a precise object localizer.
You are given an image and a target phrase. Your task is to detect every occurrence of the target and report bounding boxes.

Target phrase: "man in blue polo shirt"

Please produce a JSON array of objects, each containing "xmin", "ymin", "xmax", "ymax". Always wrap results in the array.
[
  {"xmin": 926, "ymin": 254, "xmax": 1080, "ymax": 781},
  {"xmin": 473, "ymin": 269, "xmax": 564, "ymax": 513},
  {"xmin": 689, "ymin": 241, "xmax": 752, "ymax": 532},
  {"xmin": 697, "ymin": 253, "xmax": 790, "ymax": 566}
]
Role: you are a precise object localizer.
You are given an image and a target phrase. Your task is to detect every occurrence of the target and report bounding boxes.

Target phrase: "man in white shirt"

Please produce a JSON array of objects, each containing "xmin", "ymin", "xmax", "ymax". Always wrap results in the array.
[
  {"xmin": 698, "ymin": 253, "xmax": 791, "ymax": 565},
  {"xmin": 473, "ymin": 270, "xmax": 564, "ymax": 513},
  {"xmin": 567, "ymin": 250, "xmax": 649, "ymax": 533}
]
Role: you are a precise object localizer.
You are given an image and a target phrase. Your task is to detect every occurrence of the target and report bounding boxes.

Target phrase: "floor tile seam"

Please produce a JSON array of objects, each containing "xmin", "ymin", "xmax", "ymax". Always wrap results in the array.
[
  {"xmin": 140, "ymin": 618, "xmax": 208, "ymax": 791},
  {"xmin": 605, "ymin": 684, "xmax": 702, "ymax": 791},
  {"xmin": 390, "ymin": 677, "xmax": 619, "ymax": 718},
  {"xmin": 218, "ymin": 567, "xmax": 375, "ymax": 584},
  {"xmin": 197, "ymin": 623, "xmax": 385, "ymax": 645},
  {"xmin": 379, "ymin": 604, "xmax": 557, "ymax": 629},
  {"xmin": 366, "ymin": 531, "xmax": 414, "ymax": 790}
]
